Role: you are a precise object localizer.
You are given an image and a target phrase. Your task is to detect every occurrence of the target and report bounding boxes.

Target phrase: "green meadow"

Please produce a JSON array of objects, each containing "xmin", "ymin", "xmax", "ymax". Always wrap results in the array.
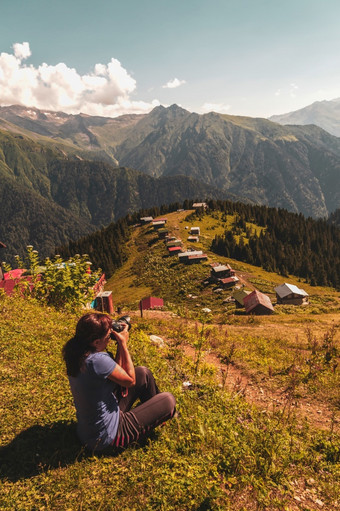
[{"xmin": 0, "ymin": 291, "xmax": 339, "ymax": 510}]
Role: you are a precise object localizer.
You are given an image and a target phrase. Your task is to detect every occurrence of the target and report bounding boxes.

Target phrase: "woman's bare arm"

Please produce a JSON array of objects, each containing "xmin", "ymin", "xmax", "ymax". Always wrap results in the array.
[{"xmin": 108, "ymin": 325, "xmax": 135, "ymax": 387}]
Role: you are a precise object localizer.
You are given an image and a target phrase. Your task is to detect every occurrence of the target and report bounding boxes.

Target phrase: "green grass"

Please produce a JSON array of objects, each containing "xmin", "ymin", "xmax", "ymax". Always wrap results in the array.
[
  {"xmin": 106, "ymin": 210, "xmax": 340, "ymax": 319},
  {"xmin": 0, "ymin": 293, "xmax": 339, "ymax": 510}
]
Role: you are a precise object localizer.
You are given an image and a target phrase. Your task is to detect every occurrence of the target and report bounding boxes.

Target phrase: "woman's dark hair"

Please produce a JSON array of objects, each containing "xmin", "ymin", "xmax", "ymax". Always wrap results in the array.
[{"xmin": 63, "ymin": 313, "xmax": 112, "ymax": 377}]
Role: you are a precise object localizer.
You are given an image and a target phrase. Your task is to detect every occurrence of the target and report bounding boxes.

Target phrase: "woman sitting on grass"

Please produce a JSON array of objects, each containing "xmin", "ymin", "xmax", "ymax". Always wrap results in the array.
[{"xmin": 63, "ymin": 312, "xmax": 176, "ymax": 452}]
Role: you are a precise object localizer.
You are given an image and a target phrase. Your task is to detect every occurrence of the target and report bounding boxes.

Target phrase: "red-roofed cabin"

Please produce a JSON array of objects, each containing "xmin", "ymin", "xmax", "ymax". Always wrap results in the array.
[
  {"xmin": 187, "ymin": 254, "xmax": 208, "ymax": 264},
  {"xmin": 140, "ymin": 296, "xmax": 164, "ymax": 310},
  {"xmin": 218, "ymin": 275, "xmax": 239, "ymax": 288},
  {"xmin": 243, "ymin": 290, "xmax": 274, "ymax": 315},
  {"xmin": 0, "ymin": 269, "xmax": 33, "ymax": 296},
  {"xmin": 168, "ymin": 246, "xmax": 182, "ymax": 256}
]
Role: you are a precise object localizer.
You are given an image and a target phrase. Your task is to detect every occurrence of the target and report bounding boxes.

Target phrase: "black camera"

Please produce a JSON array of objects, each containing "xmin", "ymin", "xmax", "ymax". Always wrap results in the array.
[{"xmin": 110, "ymin": 315, "xmax": 131, "ymax": 337}]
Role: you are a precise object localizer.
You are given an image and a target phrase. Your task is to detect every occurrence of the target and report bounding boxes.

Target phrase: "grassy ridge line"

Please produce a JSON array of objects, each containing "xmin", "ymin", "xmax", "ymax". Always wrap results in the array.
[
  {"xmin": 105, "ymin": 210, "xmax": 340, "ymax": 312},
  {"xmin": 0, "ymin": 294, "xmax": 339, "ymax": 510},
  {"xmin": 105, "ymin": 210, "xmax": 340, "ymax": 412}
]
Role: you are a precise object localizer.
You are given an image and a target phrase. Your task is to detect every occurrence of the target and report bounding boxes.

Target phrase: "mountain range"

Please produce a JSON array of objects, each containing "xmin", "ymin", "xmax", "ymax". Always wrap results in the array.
[
  {"xmin": 1, "ymin": 103, "xmax": 340, "ymax": 260},
  {"xmin": 269, "ymin": 98, "xmax": 340, "ymax": 138},
  {"xmin": 0, "ymin": 128, "xmax": 228, "ymax": 261}
]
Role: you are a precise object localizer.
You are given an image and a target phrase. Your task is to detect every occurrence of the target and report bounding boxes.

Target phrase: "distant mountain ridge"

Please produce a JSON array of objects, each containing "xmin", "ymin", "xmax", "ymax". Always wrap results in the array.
[
  {"xmin": 0, "ymin": 129, "xmax": 227, "ymax": 261},
  {"xmin": 269, "ymin": 98, "xmax": 340, "ymax": 137},
  {"xmin": 1, "ymin": 104, "xmax": 340, "ymax": 219}
]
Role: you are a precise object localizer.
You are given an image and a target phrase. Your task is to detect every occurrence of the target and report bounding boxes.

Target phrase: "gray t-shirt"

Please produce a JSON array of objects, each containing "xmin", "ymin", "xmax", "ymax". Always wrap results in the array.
[{"xmin": 68, "ymin": 351, "xmax": 119, "ymax": 451}]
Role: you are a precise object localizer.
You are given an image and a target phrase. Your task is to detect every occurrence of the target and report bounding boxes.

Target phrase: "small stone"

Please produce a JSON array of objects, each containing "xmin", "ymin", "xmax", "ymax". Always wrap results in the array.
[
  {"xmin": 317, "ymin": 410, "xmax": 322, "ymax": 414},
  {"xmin": 149, "ymin": 335, "xmax": 165, "ymax": 347},
  {"xmin": 307, "ymin": 478, "xmax": 316, "ymax": 486},
  {"xmin": 315, "ymin": 499, "xmax": 324, "ymax": 507}
]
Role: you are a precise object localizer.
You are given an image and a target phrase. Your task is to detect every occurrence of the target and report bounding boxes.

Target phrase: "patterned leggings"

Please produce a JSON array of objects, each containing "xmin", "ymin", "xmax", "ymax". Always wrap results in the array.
[{"xmin": 112, "ymin": 366, "xmax": 176, "ymax": 448}]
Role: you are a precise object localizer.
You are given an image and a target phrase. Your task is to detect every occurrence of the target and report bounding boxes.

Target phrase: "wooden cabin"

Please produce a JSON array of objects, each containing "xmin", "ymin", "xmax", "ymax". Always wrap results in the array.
[
  {"xmin": 186, "ymin": 253, "xmax": 208, "ymax": 264},
  {"xmin": 178, "ymin": 250, "xmax": 203, "ymax": 263},
  {"xmin": 152, "ymin": 219, "xmax": 167, "ymax": 229},
  {"xmin": 168, "ymin": 246, "xmax": 182, "ymax": 256},
  {"xmin": 217, "ymin": 275, "xmax": 239, "ymax": 288},
  {"xmin": 243, "ymin": 290, "xmax": 274, "ymax": 315},
  {"xmin": 210, "ymin": 264, "xmax": 234, "ymax": 280},
  {"xmin": 190, "ymin": 227, "xmax": 200, "ymax": 235},
  {"xmin": 233, "ymin": 288, "xmax": 251, "ymax": 308},
  {"xmin": 166, "ymin": 239, "xmax": 182, "ymax": 247},
  {"xmin": 192, "ymin": 202, "xmax": 208, "ymax": 210},
  {"xmin": 140, "ymin": 216, "xmax": 153, "ymax": 224},
  {"xmin": 158, "ymin": 228, "xmax": 169, "ymax": 239},
  {"xmin": 140, "ymin": 296, "xmax": 164, "ymax": 310},
  {"xmin": 274, "ymin": 283, "xmax": 309, "ymax": 305}
]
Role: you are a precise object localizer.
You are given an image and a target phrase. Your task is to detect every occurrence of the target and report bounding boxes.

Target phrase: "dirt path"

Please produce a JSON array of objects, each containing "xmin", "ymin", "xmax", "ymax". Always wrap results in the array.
[
  {"xmin": 183, "ymin": 344, "xmax": 338, "ymax": 432},
  {"xmin": 132, "ymin": 309, "xmax": 339, "ymax": 433}
]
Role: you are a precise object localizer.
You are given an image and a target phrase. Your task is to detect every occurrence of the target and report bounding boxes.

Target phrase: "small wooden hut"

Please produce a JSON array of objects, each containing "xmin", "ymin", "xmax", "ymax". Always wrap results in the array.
[
  {"xmin": 243, "ymin": 290, "xmax": 274, "ymax": 315},
  {"xmin": 274, "ymin": 283, "xmax": 309, "ymax": 305}
]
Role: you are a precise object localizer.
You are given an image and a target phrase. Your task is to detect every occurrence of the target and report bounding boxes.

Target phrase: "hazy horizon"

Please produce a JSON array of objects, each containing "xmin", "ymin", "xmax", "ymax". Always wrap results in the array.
[{"xmin": 1, "ymin": 0, "xmax": 340, "ymax": 119}]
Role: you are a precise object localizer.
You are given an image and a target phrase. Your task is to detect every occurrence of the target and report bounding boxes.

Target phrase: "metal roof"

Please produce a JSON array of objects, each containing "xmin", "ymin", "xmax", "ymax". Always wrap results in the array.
[
  {"xmin": 219, "ymin": 276, "xmax": 239, "ymax": 284},
  {"xmin": 178, "ymin": 250, "xmax": 203, "ymax": 258},
  {"xmin": 233, "ymin": 289, "xmax": 251, "ymax": 304},
  {"xmin": 211, "ymin": 264, "xmax": 232, "ymax": 273},
  {"xmin": 188, "ymin": 254, "xmax": 207, "ymax": 260},
  {"xmin": 274, "ymin": 283, "xmax": 309, "ymax": 298},
  {"xmin": 243, "ymin": 290, "xmax": 274, "ymax": 313}
]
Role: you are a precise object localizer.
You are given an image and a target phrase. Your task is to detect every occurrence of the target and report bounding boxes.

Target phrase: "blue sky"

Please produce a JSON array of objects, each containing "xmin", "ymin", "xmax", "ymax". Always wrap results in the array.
[{"xmin": 1, "ymin": 0, "xmax": 340, "ymax": 118}]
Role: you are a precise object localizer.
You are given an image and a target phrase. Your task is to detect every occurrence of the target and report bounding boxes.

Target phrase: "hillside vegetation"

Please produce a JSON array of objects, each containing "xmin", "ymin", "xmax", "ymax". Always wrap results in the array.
[
  {"xmin": 1, "ymin": 206, "xmax": 340, "ymax": 509},
  {"xmin": 0, "ymin": 130, "xmax": 225, "ymax": 262},
  {"xmin": 0, "ymin": 286, "xmax": 339, "ymax": 510},
  {"xmin": 2, "ymin": 104, "xmax": 340, "ymax": 218}
]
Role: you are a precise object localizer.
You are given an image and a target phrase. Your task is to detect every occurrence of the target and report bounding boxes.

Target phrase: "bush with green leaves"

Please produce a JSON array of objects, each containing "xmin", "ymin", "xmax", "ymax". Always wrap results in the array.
[{"xmin": 2, "ymin": 245, "xmax": 102, "ymax": 310}]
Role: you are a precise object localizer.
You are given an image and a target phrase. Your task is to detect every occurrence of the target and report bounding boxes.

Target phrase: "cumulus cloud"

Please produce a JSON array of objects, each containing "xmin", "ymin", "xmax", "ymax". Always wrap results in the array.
[
  {"xmin": 201, "ymin": 102, "xmax": 231, "ymax": 114},
  {"xmin": 0, "ymin": 42, "xmax": 160, "ymax": 117},
  {"xmin": 13, "ymin": 42, "xmax": 31, "ymax": 60},
  {"xmin": 162, "ymin": 77, "xmax": 186, "ymax": 89}
]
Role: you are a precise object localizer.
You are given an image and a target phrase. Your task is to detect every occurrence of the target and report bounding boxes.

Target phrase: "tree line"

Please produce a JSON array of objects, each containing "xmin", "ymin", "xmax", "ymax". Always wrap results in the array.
[
  {"xmin": 207, "ymin": 200, "xmax": 340, "ymax": 289},
  {"xmin": 56, "ymin": 201, "xmax": 188, "ymax": 277}
]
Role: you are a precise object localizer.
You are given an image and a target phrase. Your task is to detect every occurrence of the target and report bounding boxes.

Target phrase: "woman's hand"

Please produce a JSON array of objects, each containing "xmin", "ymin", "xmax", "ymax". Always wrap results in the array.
[{"xmin": 111, "ymin": 323, "xmax": 129, "ymax": 345}]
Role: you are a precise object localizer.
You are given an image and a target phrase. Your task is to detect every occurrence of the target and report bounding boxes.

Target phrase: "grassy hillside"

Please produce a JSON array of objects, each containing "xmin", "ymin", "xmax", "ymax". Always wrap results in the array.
[
  {"xmin": 1, "ymin": 210, "xmax": 339, "ymax": 509},
  {"xmin": 106, "ymin": 209, "xmax": 340, "ymax": 312},
  {"xmin": 0, "ymin": 290, "xmax": 339, "ymax": 510},
  {"xmin": 105, "ymin": 210, "xmax": 340, "ymax": 411}
]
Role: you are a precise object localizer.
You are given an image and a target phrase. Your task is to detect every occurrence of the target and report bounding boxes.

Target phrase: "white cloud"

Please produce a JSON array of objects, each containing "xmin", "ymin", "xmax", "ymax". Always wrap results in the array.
[
  {"xmin": 162, "ymin": 78, "xmax": 186, "ymax": 89},
  {"xmin": 13, "ymin": 42, "xmax": 31, "ymax": 60},
  {"xmin": 0, "ymin": 42, "xmax": 160, "ymax": 117},
  {"xmin": 201, "ymin": 102, "xmax": 231, "ymax": 114}
]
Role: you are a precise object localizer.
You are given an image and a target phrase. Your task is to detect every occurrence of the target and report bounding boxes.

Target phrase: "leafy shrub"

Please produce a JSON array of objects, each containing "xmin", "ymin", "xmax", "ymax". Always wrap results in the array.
[{"xmin": 3, "ymin": 245, "xmax": 102, "ymax": 311}]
